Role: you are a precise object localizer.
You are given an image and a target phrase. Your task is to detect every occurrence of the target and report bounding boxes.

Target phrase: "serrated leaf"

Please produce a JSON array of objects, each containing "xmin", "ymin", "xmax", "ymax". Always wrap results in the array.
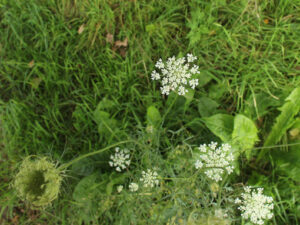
[
  {"xmin": 202, "ymin": 114, "xmax": 234, "ymax": 142},
  {"xmin": 264, "ymin": 87, "xmax": 300, "ymax": 147},
  {"xmin": 232, "ymin": 114, "xmax": 259, "ymax": 159},
  {"xmin": 146, "ymin": 105, "xmax": 161, "ymax": 127},
  {"xmin": 198, "ymin": 97, "xmax": 219, "ymax": 117}
]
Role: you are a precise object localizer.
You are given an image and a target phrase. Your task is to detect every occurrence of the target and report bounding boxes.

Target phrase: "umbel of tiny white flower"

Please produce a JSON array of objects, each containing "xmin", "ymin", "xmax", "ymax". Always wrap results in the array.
[
  {"xmin": 151, "ymin": 53, "xmax": 200, "ymax": 95},
  {"xmin": 13, "ymin": 156, "xmax": 63, "ymax": 207},
  {"xmin": 194, "ymin": 142, "xmax": 234, "ymax": 182},
  {"xmin": 129, "ymin": 183, "xmax": 139, "ymax": 192},
  {"xmin": 140, "ymin": 169, "xmax": 159, "ymax": 188},
  {"xmin": 235, "ymin": 186, "xmax": 274, "ymax": 225},
  {"xmin": 109, "ymin": 147, "xmax": 131, "ymax": 172},
  {"xmin": 117, "ymin": 185, "xmax": 123, "ymax": 193}
]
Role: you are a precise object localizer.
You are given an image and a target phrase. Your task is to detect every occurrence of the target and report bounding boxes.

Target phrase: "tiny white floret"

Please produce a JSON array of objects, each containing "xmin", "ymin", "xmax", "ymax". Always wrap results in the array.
[
  {"xmin": 140, "ymin": 169, "xmax": 159, "ymax": 188},
  {"xmin": 195, "ymin": 142, "xmax": 234, "ymax": 182},
  {"xmin": 109, "ymin": 147, "xmax": 131, "ymax": 172},
  {"xmin": 129, "ymin": 182, "xmax": 139, "ymax": 192},
  {"xmin": 235, "ymin": 186, "xmax": 274, "ymax": 225},
  {"xmin": 117, "ymin": 185, "xmax": 123, "ymax": 193},
  {"xmin": 151, "ymin": 53, "xmax": 200, "ymax": 95}
]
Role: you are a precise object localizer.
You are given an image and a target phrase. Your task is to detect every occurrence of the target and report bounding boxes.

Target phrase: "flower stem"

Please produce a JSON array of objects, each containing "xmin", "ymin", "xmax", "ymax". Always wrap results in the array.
[
  {"xmin": 161, "ymin": 94, "xmax": 179, "ymax": 127},
  {"xmin": 58, "ymin": 140, "xmax": 134, "ymax": 171}
]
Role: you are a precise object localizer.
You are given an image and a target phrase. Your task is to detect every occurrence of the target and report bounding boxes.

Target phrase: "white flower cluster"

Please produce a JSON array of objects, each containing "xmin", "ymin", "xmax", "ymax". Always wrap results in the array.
[
  {"xmin": 235, "ymin": 187, "xmax": 274, "ymax": 225},
  {"xmin": 117, "ymin": 185, "xmax": 123, "ymax": 193},
  {"xmin": 194, "ymin": 142, "xmax": 234, "ymax": 182},
  {"xmin": 109, "ymin": 147, "xmax": 131, "ymax": 172},
  {"xmin": 129, "ymin": 182, "xmax": 139, "ymax": 192},
  {"xmin": 140, "ymin": 169, "xmax": 159, "ymax": 188},
  {"xmin": 151, "ymin": 53, "xmax": 200, "ymax": 95}
]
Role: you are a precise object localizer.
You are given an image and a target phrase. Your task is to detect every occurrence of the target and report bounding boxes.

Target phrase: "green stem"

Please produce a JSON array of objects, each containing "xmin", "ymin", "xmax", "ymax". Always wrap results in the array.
[
  {"xmin": 217, "ymin": 175, "xmax": 227, "ymax": 206},
  {"xmin": 161, "ymin": 94, "xmax": 179, "ymax": 127},
  {"xmin": 58, "ymin": 140, "xmax": 134, "ymax": 171},
  {"xmin": 256, "ymin": 141, "xmax": 300, "ymax": 163}
]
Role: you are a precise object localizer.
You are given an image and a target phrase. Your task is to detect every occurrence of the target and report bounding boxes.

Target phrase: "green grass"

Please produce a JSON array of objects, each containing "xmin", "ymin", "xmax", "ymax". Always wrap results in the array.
[{"xmin": 1, "ymin": 0, "xmax": 300, "ymax": 224}]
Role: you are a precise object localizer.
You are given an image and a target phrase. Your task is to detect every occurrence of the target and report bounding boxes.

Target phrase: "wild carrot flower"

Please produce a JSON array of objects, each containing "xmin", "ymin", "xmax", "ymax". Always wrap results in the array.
[
  {"xmin": 117, "ymin": 185, "xmax": 123, "ymax": 193},
  {"xmin": 129, "ymin": 183, "xmax": 139, "ymax": 192},
  {"xmin": 109, "ymin": 147, "xmax": 131, "ymax": 172},
  {"xmin": 194, "ymin": 142, "xmax": 234, "ymax": 182},
  {"xmin": 13, "ymin": 156, "xmax": 62, "ymax": 206},
  {"xmin": 140, "ymin": 169, "xmax": 159, "ymax": 188},
  {"xmin": 151, "ymin": 54, "xmax": 200, "ymax": 95},
  {"xmin": 235, "ymin": 187, "xmax": 274, "ymax": 225}
]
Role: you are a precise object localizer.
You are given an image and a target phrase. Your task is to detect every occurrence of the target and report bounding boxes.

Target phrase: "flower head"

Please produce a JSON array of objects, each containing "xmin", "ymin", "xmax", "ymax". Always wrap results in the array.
[
  {"xmin": 194, "ymin": 142, "xmax": 234, "ymax": 182},
  {"xmin": 109, "ymin": 147, "xmax": 131, "ymax": 172},
  {"xmin": 13, "ymin": 156, "xmax": 62, "ymax": 206},
  {"xmin": 140, "ymin": 169, "xmax": 159, "ymax": 188},
  {"xmin": 235, "ymin": 187, "xmax": 274, "ymax": 225},
  {"xmin": 117, "ymin": 185, "xmax": 123, "ymax": 193},
  {"xmin": 151, "ymin": 54, "xmax": 200, "ymax": 95},
  {"xmin": 129, "ymin": 182, "xmax": 139, "ymax": 192}
]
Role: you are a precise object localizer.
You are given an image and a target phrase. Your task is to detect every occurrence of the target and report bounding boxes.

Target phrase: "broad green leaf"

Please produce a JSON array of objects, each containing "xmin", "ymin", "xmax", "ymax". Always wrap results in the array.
[
  {"xmin": 185, "ymin": 118, "xmax": 205, "ymax": 132},
  {"xmin": 198, "ymin": 97, "xmax": 219, "ymax": 117},
  {"xmin": 93, "ymin": 109, "xmax": 117, "ymax": 137},
  {"xmin": 264, "ymin": 87, "xmax": 300, "ymax": 147},
  {"xmin": 72, "ymin": 105, "xmax": 87, "ymax": 131},
  {"xmin": 146, "ymin": 105, "xmax": 161, "ymax": 127},
  {"xmin": 244, "ymin": 93, "xmax": 280, "ymax": 120},
  {"xmin": 73, "ymin": 173, "xmax": 99, "ymax": 203},
  {"xmin": 96, "ymin": 97, "xmax": 116, "ymax": 110},
  {"xmin": 194, "ymin": 70, "xmax": 213, "ymax": 87},
  {"xmin": 71, "ymin": 158, "xmax": 95, "ymax": 176},
  {"xmin": 208, "ymin": 80, "xmax": 228, "ymax": 100},
  {"xmin": 232, "ymin": 114, "xmax": 259, "ymax": 159},
  {"xmin": 73, "ymin": 173, "xmax": 102, "ymax": 223},
  {"xmin": 202, "ymin": 114, "xmax": 234, "ymax": 142}
]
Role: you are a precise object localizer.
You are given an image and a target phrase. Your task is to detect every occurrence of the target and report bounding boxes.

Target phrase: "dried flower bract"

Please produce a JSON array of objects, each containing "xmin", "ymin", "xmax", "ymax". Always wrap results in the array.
[{"xmin": 13, "ymin": 156, "xmax": 62, "ymax": 207}]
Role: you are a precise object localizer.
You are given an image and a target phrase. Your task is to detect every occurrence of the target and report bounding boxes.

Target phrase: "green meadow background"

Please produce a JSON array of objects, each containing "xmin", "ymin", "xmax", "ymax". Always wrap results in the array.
[{"xmin": 0, "ymin": 0, "xmax": 300, "ymax": 224}]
